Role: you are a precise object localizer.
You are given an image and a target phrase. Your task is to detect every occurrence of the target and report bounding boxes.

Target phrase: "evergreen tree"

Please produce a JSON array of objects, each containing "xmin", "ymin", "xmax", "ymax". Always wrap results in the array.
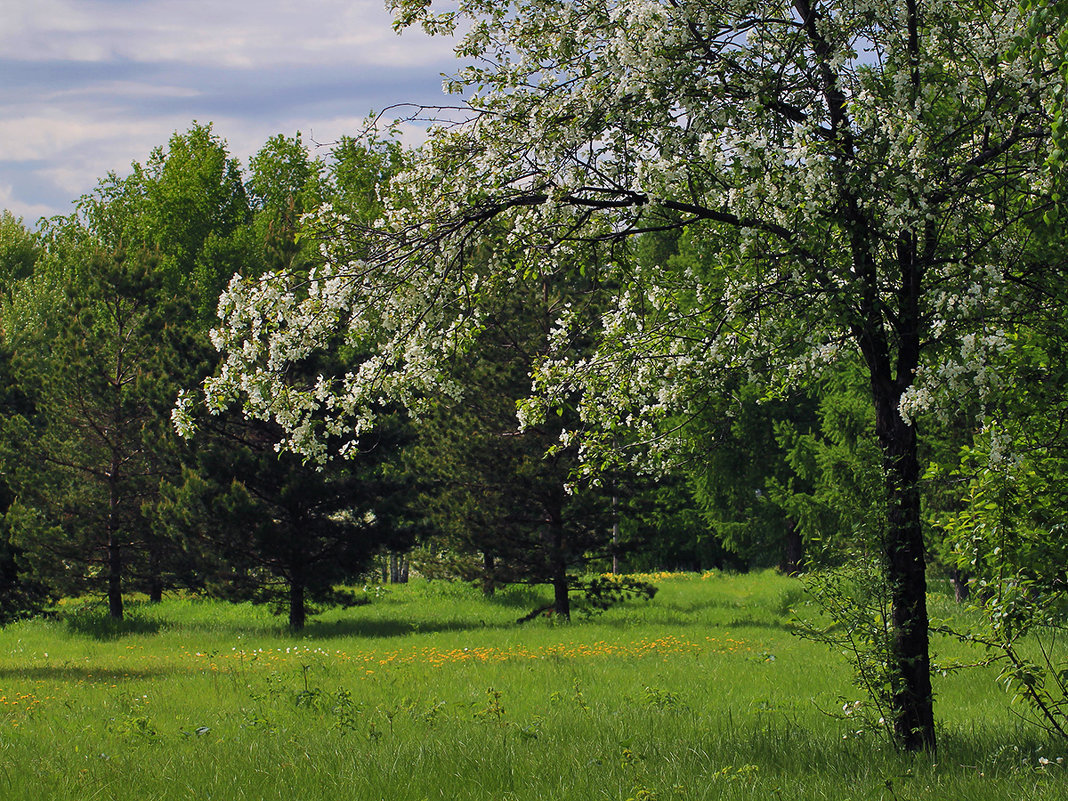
[
  {"xmin": 161, "ymin": 409, "xmax": 414, "ymax": 629},
  {"xmin": 4, "ymin": 247, "xmax": 192, "ymax": 618},
  {"xmin": 0, "ymin": 337, "xmax": 54, "ymax": 622}
]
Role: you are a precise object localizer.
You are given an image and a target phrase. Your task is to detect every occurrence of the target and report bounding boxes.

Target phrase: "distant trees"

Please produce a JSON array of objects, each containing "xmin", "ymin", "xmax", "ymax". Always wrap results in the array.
[
  {"xmin": 0, "ymin": 212, "xmax": 38, "ymax": 303},
  {"xmin": 412, "ymin": 278, "xmax": 621, "ymax": 618},
  {"xmin": 0, "ymin": 126, "xmax": 262, "ymax": 618},
  {"xmin": 81, "ymin": 122, "xmax": 255, "ymax": 318},
  {"xmin": 156, "ymin": 130, "xmax": 422, "ymax": 627},
  {"xmin": 0, "ymin": 336, "xmax": 54, "ymax": 623},
  {"xmin": 247, "ymin": 132, "xmax": 326, "ymax": 273}
]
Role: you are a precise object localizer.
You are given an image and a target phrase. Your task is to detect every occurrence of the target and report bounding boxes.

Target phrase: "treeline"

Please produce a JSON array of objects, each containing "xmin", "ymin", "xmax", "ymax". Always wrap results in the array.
[
  {"xmin": 0, "ymin": 123, "xmax": 1065, "ymax": 638},
  {"xmin": 0, "ymin": 125, "xmax": 708, "ymax": 628}
]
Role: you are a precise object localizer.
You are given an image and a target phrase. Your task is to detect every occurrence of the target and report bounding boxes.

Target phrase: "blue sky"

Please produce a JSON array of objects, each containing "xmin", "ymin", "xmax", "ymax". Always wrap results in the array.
[{"xmin": 0, "ymin": 0, "xmax": 461, "ymax": 223}]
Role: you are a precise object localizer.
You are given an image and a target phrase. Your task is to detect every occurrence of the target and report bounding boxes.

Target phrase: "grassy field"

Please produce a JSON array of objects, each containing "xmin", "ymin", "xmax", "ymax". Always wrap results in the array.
[{"xmin": 0, "ymin": 571, "xmax": 1063, "ymax": 800}]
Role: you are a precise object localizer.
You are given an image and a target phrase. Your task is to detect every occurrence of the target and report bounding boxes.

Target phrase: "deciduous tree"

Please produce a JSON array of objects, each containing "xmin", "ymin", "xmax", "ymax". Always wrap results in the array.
[{"xmin": 190, "ymin": 0, "xmax": 1062, "ymax": 751}]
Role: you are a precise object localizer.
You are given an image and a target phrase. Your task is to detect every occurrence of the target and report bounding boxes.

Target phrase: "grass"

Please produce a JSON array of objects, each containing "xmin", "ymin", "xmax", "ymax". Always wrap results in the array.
[{"xmin": 0, "ymin": 571, "xmax": 1064, "ymax": 800}]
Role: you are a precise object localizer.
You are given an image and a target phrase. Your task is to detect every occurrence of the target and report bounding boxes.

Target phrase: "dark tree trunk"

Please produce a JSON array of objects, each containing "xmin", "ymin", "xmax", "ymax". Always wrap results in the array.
[
  {"xmin": 107, "ymin": 530, "xmax": 124, "ymax": 620},
  {"xmin": 780, "ymin": 520, "xmax": 804, "ymax": 576},
  {"xmin": 289, "ymin": 548, "xmax": 306, "ymax": 630},
  {"xmin": 289, "ymin": 579, "xmax": 305, "ymax": 631},
  {"xmin": 482, "ymin": 552, "xmax": 496, "ymax": 596},
  {"xmin": 951, "ymin": 568, "xmax": 970, "ymax": 603},
  {"xmin": 547, "ymin": 502, "xmax": 570, "ymax": 621},
  {"xmin": 873, "ymin": 377, "xmax": 935, "ymax": 753},
  {"xmin": 551, "ymin": 571, "xmax": 570, "ymax": 621},
  {"xmin": 147, "ymin": 548, "xmax": 163, "ymax": 603},
  {"xmin": 106, "ymin": 458, "xmax": 123, "ymax": 620},
  {"xmin": 611, "ymin": 493, "xmax": 620, "ymax": 574}
]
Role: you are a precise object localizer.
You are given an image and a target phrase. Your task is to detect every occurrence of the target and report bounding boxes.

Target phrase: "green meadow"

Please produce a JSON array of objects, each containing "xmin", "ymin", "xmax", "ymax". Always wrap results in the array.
[{"xmin": 0, "ymin": 572, "xmax": 1063, "ymax": 800}]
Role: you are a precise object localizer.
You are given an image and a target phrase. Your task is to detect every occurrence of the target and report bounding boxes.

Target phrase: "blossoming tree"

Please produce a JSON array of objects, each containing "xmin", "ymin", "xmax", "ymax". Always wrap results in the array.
[{"xmin": 183, "ymin": 0, "xmax": 1063, "ymax": 750}]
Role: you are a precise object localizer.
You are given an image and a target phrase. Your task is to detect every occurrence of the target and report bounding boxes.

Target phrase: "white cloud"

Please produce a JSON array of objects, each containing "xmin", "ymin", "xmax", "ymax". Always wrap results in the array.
[
  {"xmin": 0, "ymin": 0, "xmax": 457, "ymax": 69},
  {"xmin": 0, "ymin": 0, "xmax": 463, "ymax": 220},
  {"xmin": 0, "ymin": 183, "xmax": 59, "ymax": 224},
  {"xmin": 0, "ymin": 112, "xmax": 191, "ymax": 168},
  {"xmin": 42, "ymin": 82, "xmax": 203, "ymax": 102}
]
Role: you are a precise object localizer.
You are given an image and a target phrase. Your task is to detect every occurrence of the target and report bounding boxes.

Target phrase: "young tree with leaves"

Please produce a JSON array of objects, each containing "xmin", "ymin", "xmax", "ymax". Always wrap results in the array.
[
  {"xmin": 0, "ymin": 212, "xmax": 38, "ymax": 303},
  {"xmin": 76, "ymin": 123, "xmax": 254, "ymax": 321}
]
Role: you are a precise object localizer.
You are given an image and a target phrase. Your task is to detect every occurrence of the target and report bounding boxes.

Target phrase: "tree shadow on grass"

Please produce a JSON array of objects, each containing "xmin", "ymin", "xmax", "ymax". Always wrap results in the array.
[
  {"xmin": 62, "ymin": 611, "xmax": 162, "ymax": 640},
  {"xmin": 0, "ymin": 665, "xmax": 176, "ymax": 683},
  {"xmin": 483, "ymin": 585, "xmax": 552, "ymax": 609},
  {"xmin": 300, "ymin": 616, "xmax": 513, "ymax": 639},
  {"xmin": 722, "ymin": 616, "xmax": 799, "ymax": 632}
]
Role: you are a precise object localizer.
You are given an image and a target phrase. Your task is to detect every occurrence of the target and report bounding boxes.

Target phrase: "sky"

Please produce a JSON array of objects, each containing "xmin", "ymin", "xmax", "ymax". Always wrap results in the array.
[{"xmin": 0, "ymin": 0, "xmax": 462, "ymax": 224}]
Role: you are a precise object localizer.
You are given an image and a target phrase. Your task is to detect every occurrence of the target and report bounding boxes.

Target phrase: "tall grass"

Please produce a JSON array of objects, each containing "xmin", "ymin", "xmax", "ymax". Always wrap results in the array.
[{"xmin": 0, "ymin": 572, "xmax": 1063, "ymax": 800}]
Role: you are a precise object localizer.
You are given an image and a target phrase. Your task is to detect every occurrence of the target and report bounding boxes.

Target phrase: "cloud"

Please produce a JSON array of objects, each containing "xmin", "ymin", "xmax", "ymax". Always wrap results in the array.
[
  {"xmin": 0, "ymin": 0, "xmax": 463, "ymax": 221},
  {"xmin": 0, "ymin": 0, "xmax": 456, "ymax": 69},
  {"xmin": 0, "ymin": 183, "xmax": 56, "ymax": 224}
]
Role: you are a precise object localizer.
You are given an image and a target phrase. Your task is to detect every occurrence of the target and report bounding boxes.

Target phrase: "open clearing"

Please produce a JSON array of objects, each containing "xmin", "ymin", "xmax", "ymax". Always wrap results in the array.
[{"xmin": 0, "ymin": 572, "xmax": 1064, "ymax": 800}]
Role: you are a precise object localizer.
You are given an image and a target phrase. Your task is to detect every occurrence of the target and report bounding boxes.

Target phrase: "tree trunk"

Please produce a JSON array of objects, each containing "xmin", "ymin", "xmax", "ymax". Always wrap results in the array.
[
  {"xmin": 551, "ymin": 571, "xmax": 570, "ymax": 621},
  {"xmin": 289, "ymin": 578, "xmax": 305, "ymax": 631},
  {"xmin": 389, "ymin": 552, "xmax": 409, "ymax": 583},
  {"xmin": 106, "ymin": 457, "xmax": 123, "ymax": 620},
  {"xmin": 873, "ymin": 379, "xmax": 935, "ymax": 752},
  {"xmin": 611, "ymin": 493, "xmax": 620, "ymax": 575},
  {"xmin": 482, "ymin": 552, "xmax": 496, "ymax": 596},
  {"xmin": 107, "ymin": 529, "xmax": 124, "ymax": 620},
  {"xmin": 780, "ymin": 520, "xmax": 804, "ymax": 576},
  {"xmin": 548, "ymin": 510, "xmax": 570, "ymax": 621},
  {"xmin": 951, "ymin": 567, "xmax": 970, "ymax": 603},
  {"xmin": 289, "ymin": 546, "xmax": 306, "ymax": 630},
  {"xmin": 147, "ymin": 547, "xmax": 163, "ymax": 603}
]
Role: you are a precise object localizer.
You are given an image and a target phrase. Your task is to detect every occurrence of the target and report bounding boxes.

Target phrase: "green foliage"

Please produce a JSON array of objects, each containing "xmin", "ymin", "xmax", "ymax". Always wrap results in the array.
[
  {"xmin": 159, "ymin": 409, "xmax": 417, "ymax": 629},
  {"xmin": 794, "ymin": 561, "xmax": 897, "ymax": 744},
  {"xmin": 0, "ymin": 340, "xmax": 55, "ymax": 622},
  {"xmin": 575, "ymin": 574, "xmax": 658, "ymax": 613},
  {"xmin": 69, "ymin": 122, "xmax": 254, "ymax": 320},
  {"xmin": 247, "ymin": 132, "xmax": 325, "ymax": 273},
  {"xmin": 621, "ymin": 470, "xmax": 739, "ymax": 573},
  {"xmin": 770, "ymin": 368, "xmax": 885, "ymax": 563},
  {"xmin": 327, "ymin": 135, "xmax": 405, "ymax": 226},
  {"xmin": 407, "ymin": 273, "xmax": 628, "ymax": 614},
  {"xmin": 924, "ymin": 259, "xmax": 1068, "ymax": 740},
  {"xmin": 931, "ymin": 430, "xmax": 1068, "ymax": 739},
  {"xmin": 2, "ymin": 247, "xmax": 196, "ymax": 613},
  {"xmin": 0, "ymin": 210, "xmax": 38, "ymax": 301},
  {"xmin": 688, "ymin": 380, "xmax": 817, "ymax": 570}
]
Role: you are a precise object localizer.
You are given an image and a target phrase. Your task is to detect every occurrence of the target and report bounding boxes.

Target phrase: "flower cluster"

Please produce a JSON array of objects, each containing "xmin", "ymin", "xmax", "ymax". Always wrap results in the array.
[{"xmin": 187, "ymin": 0, "xmax": 1057, "ymax": 473}]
